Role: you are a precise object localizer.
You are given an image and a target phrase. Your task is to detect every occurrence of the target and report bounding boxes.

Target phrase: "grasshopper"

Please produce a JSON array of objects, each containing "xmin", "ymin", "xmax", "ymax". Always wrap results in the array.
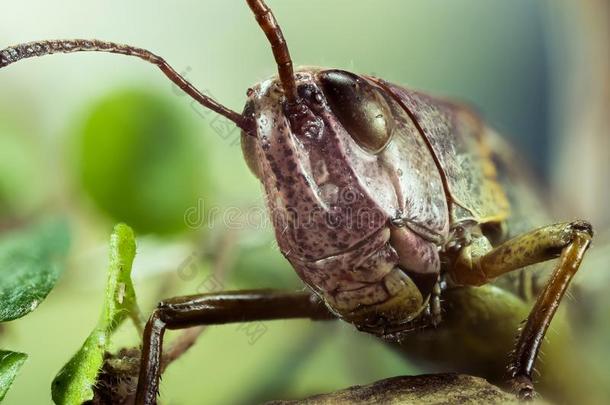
[{"xmin": 0, "ymin": 1, "xmax": 593, "ymax": 403}]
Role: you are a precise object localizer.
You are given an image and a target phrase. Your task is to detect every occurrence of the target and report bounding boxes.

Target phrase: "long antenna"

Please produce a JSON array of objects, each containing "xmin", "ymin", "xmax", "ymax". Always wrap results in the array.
[
  {"xmin": 247, "ymin": 0, "xmax": 298, "ymax": 104},
  {"xmin": 0, "ymin": 39, "xmax": 249, "ymax": 131}
]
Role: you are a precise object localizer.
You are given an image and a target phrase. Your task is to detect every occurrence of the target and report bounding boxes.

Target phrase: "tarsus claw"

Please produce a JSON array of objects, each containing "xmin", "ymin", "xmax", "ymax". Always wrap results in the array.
[{"xmin": 512, "ymin": 375, "xmax": 535, "ymax": 402}]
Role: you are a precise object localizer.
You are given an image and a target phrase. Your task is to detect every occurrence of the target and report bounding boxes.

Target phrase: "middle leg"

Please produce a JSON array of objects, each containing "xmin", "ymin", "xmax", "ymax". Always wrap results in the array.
[{"xmin": 448, "ymin": 220, "xmax": 593, "ymax": 398}]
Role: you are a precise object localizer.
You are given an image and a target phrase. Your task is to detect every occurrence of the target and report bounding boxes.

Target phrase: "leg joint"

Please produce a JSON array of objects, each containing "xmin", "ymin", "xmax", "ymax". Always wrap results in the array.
[{"xmin": 568, "ymin": 220, "xmax": 593, "ymax": 238}]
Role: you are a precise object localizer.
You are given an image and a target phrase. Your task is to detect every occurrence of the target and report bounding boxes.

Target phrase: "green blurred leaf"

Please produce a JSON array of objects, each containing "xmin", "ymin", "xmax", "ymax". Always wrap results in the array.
[
  {"xmin": 0, "ymin": 220, "xmax": 70, "ymax": 322},
  {"xmin": 75, "ymin": 88, "xmax": 211, "ymax": 235},
  {"xmin": 52, "ymin": 223, "xmax": 141, "ymax": 405},
  {"xmin": 0, "ymin": 350, "xmax": 27, "ymax": 401},
  {"xmin": 0, "ymin": 123, "xmax": 48, "ymax": 219}
]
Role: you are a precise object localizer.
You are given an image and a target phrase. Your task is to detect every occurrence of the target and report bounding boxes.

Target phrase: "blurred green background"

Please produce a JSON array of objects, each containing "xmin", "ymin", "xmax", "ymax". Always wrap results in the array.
[{"xmin": 0, "ymin": 1, "xmax": 608, "ymax": 404}]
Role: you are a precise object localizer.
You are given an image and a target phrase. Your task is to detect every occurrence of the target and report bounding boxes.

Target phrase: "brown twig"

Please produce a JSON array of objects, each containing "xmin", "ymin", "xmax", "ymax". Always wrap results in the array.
[{"xmin": 265, "ymin": 373, "xmax": 545, "ymax": 405}]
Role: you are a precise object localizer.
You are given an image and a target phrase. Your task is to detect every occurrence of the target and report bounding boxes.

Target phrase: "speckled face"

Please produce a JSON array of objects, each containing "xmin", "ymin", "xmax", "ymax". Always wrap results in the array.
[{"xmin": 241, "ymin": 68, "xmax": 450, "ymax": 333}]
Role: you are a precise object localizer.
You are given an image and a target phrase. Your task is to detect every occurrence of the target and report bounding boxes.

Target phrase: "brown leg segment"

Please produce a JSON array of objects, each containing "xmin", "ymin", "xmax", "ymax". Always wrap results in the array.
[
  {"xmin": 510, "ymin": 231, "xmax": 591, "ymax": 399},
  {"xmin": 449, "ymin": 220, "xmax": 593, "ymax": 399},
  {"xmin": 134, "ymin": 290, "xmax": 335, "ymax": 405}
]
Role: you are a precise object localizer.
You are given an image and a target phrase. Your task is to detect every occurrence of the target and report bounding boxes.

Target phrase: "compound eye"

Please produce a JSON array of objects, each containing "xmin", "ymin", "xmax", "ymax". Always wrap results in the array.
[{"xmin": 318, "ymin": 69, "xmax": 394, "ymax": 153}]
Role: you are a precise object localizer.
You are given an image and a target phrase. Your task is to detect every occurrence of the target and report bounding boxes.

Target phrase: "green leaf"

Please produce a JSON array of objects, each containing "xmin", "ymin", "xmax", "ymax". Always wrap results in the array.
[
  {"xmin": 0, "ymin": 350, "xmax": 28, "ymax": 401},
  {"xmin": 52, "ymin": 223, "xmax": 141, "ymax": 405},
  {"xmin": 76, "ymin": 88, "xmax": 210, "ymax": 235},
  {"xmin": 0, "ymin": 219, "xmax": 70, "ymax": 322}
]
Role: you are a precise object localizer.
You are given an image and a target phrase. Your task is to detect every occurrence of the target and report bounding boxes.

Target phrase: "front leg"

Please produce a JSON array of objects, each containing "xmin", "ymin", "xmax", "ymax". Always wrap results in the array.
[
  {"xmin": 135, "ymin": 290, "xmax": 335, "ymax": 405},
  {"xmin": 448, "ymin": 220, "xmax": 593, "ymax": 399}
]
